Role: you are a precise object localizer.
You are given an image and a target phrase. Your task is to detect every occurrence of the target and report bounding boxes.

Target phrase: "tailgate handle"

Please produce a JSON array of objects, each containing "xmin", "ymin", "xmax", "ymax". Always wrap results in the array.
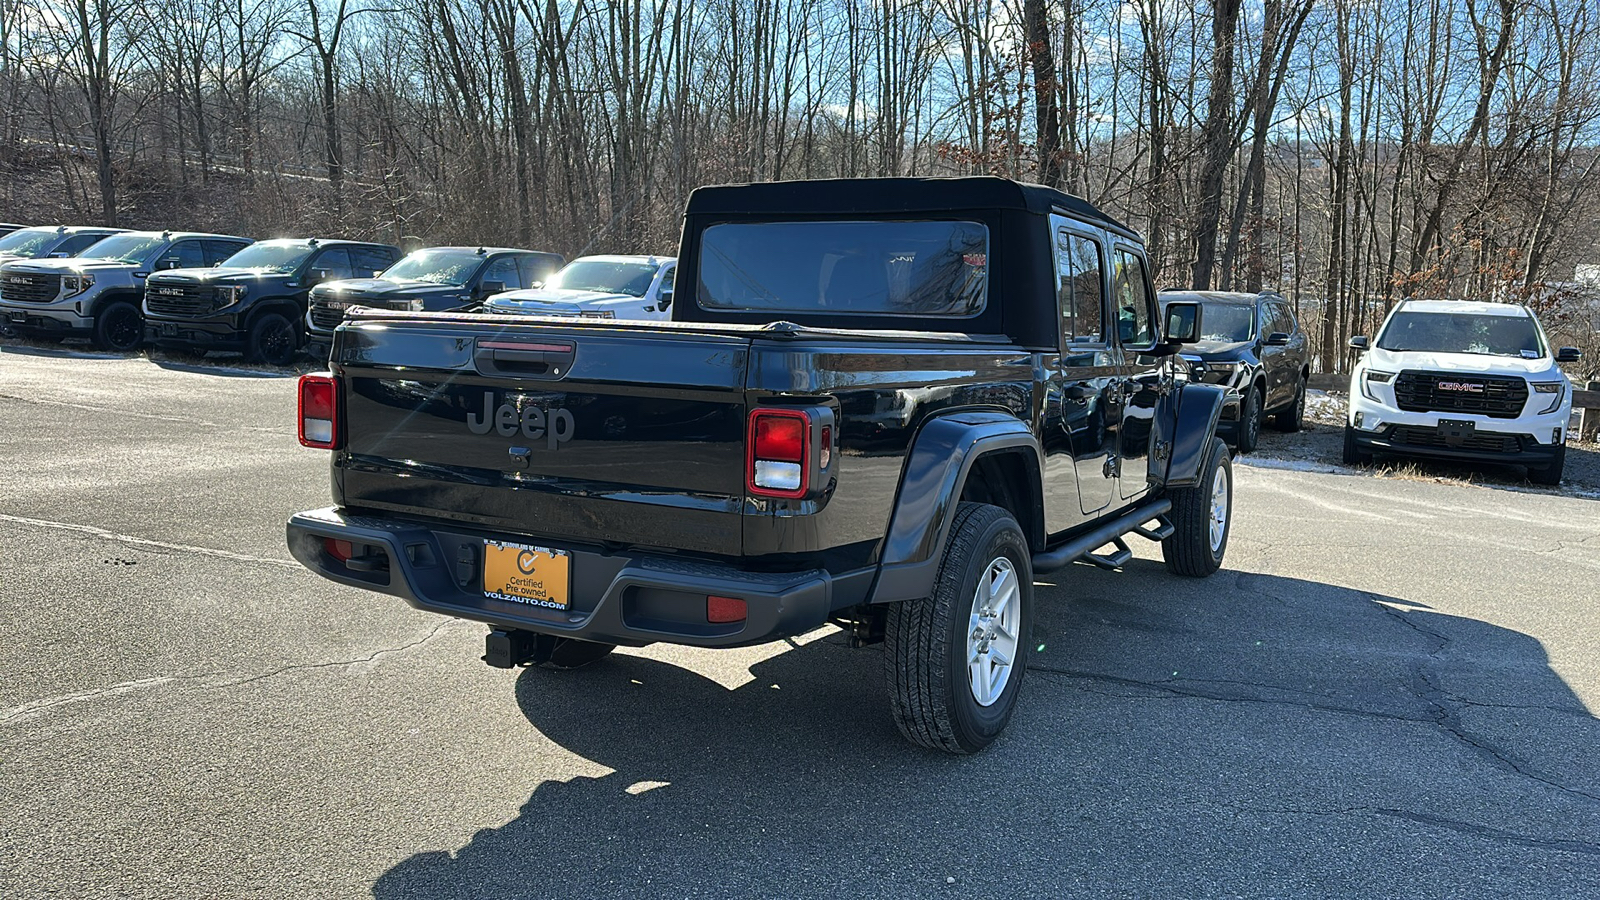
[{"xmin": 475, "ymin": 339, "xmax": 574, "ymax": 378}]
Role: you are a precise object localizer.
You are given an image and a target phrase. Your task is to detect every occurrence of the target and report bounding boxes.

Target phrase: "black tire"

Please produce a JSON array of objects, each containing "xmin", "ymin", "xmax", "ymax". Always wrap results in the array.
[
  {"xmin": 247, "ymin": 312, "xmax": 299, "ymax": 366},
  {"xmin": 1528, "ymin": 446, "xmax": 1565, "ymax": 486},
  {"xmin": 884, "ymin": 502, "xmax": 1032, "ymax": 755},
  {"xmin": 1272, "ymin": 375, "xmax": 1305, "ymax": 432},
  {"xmin": 1236, "ymin": 383, "xmax": 1263, "ymax": 453},
  {"xmin": 92, "ymin": 301, "xmax": 143, "ymax": 352},
  {"xmin": 1162, "ymin": 437, "xmax": 1232, "ymax": 577},
  {"xmin": 539, "ymin": 638, "xmax": 617, "ymax": 670},
  {"xmin": 1342, "ymin": 424, "xmax": 1373, "ymax": 465}
]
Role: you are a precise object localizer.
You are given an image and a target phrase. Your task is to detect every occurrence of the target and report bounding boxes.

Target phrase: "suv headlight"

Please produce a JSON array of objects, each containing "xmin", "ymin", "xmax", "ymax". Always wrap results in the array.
[
  {"xmin": 62, "ymin": 273, "xmax": 94, "ymax": 296},
  {"xmin": 1360, "ymin": 369, "xmax": 1395, "ymax": 402},
  {"xmin": 214, "ymin": 284, "xmax": 247, "ymax": 308},
  {"xmin": 1532, "ymin": 380, "xmax": 1565, "ymax": 414}
]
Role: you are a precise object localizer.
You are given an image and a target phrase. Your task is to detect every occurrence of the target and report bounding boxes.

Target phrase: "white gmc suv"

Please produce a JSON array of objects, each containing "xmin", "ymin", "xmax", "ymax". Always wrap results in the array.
[{"xmin": 1345, "ymin": 300, "xmax": 1580, "ymax": 485}]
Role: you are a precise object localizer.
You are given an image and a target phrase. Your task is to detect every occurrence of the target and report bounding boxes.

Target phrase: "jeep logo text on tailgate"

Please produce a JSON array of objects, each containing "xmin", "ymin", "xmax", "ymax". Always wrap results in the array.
[{"xmin": 466, "ymin": 392, "xmax": 574, "ymax": 448}]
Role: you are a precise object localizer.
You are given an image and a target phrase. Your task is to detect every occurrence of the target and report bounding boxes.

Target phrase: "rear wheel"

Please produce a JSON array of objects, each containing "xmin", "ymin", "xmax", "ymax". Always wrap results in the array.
[
  {"xmin": 247, "ymin": 312, "xmax": 299, "ymax": 366},
  {"xmin": 1162, "ymin": 437, "xmax": 1232, "ymax": 577},
  {"xmin": 93, "ymin": 301, "xmax": 143, "ymax": 352},
  {"xmin": 1236, "ymin": 383, "xmax": 1263, "ymax": 452},
  {"xmin": 1342, "ymin": 424, "xmax": 1373, "ymax": 465},
  {"xmin": 884, "ymin": 502, "xmax": 1032, "ymax": 754},
  {"xmin": 1272, "ymin": 375, "xmax": 1305, "ymax": 432},
  {"xmin": 1529, "ymin": 446, "xmax": 1565, "ymax": 486}
]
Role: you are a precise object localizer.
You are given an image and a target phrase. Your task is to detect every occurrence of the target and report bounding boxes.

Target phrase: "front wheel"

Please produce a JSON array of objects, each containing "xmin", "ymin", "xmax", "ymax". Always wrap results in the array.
[
  {"xmin": 1236, "ymin": 383, "xmax": 1263, "ymax": 452},
  {"xmin": 1162, "ymin": 437, "xmax": 1232, "ymax": 577},
  {"xmin": 247, "ymin": 312, "xmax": 300, "ymax": 366},
  {"xmin": 884, "ymin": 502, "xmax": 1032, "ymax": 754},
  {"xmin": 93, "ymin": 301, "xmax": 144, "ymax": 352},
  {"xmin": 1528, "ymin": 446, "xmax": 1565, "ymax": 486},
  {"xmin": 1342, "ymin": 424, "xmax": 1373, "ymax": 465}
]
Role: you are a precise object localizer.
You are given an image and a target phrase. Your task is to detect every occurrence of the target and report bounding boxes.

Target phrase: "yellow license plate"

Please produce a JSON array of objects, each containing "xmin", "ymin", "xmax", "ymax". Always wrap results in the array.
[{"xmin": 483, "ymin": 541, "xmax": 570, "ymax": 609}]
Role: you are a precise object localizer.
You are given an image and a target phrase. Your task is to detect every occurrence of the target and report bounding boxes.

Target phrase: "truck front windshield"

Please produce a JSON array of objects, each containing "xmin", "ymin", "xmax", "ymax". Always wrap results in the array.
[
  {"xmin": 548, "ymin": 261, "xmax": 658, "ymax": 297},
  {"xmin": 1199, "ymin": 303, "xmax": 1255, "ymax": 342},
  {"xmin": 1377, "ymin": 311, "xmax": 1543, "ymax": 358},
  {"xmin": 0, "ymin": 229, "xmax": 61, "ymax": 256},
  {"xmin": 221, "ymin": 242, "xmax": 314, "ymax": 273},
  {"xmin": 382, "ymin": 250, "xmax": 482, "ymax": 286},
  {"xmin": 698, "ymin": 220, "xmax": 989, "ymax": 316},
  {"xmin": 80, "ymin": 234, "xmax": 165, "ymax": 264}
]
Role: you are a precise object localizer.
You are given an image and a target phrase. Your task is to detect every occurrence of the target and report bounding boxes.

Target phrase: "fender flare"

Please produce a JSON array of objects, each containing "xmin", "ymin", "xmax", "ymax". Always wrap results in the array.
[
  {"xmin": 870, "ymin": 411, "xmax": 1042, "ymax": 604},
  {"xmin": 89, "ymin": 288, "xmax": 143, "ymax": 317},
  {"xmin": 1163, "ymin": 382, "xmax": 1227, "ymax": 489}
]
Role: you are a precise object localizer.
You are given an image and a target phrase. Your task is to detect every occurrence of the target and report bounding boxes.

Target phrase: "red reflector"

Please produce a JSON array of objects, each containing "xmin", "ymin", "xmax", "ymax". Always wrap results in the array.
[
  {"xmin": 753, "ymin": 412, "xmax": 805, "ymax": 462},
  {"xmin": 707, "ymin": 595, "xmax": 747, "ymax": 624},
  {"xmin": 298, "ymin": 373, "xmax": 340, "ymax": 449},
  {"xmin": 323, "ymin": 538, "xmax": 353, "ymax": 561}
]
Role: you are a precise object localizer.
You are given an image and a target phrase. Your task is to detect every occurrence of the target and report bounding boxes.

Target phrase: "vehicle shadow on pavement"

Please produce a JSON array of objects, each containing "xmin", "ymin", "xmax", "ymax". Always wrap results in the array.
[{"xmin": 373, "ymin": 567, "xmax": 1600, "ymax": 898}]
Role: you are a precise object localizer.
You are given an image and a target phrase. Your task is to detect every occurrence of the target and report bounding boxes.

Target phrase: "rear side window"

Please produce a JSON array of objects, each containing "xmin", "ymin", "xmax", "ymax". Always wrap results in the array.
[
  {"xmin": 1112, "ymin": 249, "xmax": 1157, "ymax": 348},
  {"xmin": 1054, "ymin": 228, "xmax": 1105, "ymax": 345},
  {"xmin": 698, "ymin": 220, "xmax": 989, "ymax": 317}
]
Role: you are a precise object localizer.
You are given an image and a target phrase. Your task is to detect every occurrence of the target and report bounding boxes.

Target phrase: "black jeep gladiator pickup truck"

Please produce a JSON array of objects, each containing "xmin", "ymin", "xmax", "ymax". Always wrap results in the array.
[{"xmin": 286, "ymin": 177, "xmax": 1231, "ymax": 753}]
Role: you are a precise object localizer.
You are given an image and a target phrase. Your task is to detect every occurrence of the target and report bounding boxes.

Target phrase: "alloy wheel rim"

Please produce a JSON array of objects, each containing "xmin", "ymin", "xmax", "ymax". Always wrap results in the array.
[
  {"xmin": 966, "ymin": 556, "xmax": 1021, "ymax": 707},
  {"xmin": 1209, "ymin": 465, "xmax": 1229, "ymax": 552},
  {"xmin": 108, "ymin": 310, "xmax": 139, "ymax": 349},
  {"xmin": 263, "ymin": 323, "xmax": 291, "ymax": 359}
]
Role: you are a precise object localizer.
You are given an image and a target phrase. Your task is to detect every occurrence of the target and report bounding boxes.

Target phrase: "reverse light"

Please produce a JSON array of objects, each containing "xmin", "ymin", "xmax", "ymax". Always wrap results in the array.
[
  {"xmin": 1361, "ymin": 369, "xmax": 1395, "ymax": 402},
  {"xmin": 748, "ymin": 408, "xmax": 810, "ymax": 498},
  {"xmin": 298, "ymin": 373, "xmax": 340, "ymax": 449}
]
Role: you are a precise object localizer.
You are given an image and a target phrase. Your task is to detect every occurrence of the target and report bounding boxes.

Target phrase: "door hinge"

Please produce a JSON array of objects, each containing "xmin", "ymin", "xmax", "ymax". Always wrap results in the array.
[
  {"xmin": 1103, "ymin": 455, "xmax": 1121, "ymax": 479},
  {"xmin": 1153, "ymin": 439, "xmax": 1172, "ymax": 462}
]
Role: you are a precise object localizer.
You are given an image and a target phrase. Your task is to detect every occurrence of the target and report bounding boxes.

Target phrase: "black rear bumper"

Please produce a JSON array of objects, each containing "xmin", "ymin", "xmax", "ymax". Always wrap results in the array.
[{"xmin": 286, "ymin": 507, "xmax": 841, "ymax": 648}]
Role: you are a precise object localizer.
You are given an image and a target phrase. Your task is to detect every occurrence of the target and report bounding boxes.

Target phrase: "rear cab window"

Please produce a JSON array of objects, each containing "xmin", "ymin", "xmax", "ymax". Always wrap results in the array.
[
  {"xmin": 697, "ymin": 220, "xmax": 989, "ymax": 318},
  {"xmin": 1052, "ymin": 224, "xmax": 1106, "ymax": 349}
]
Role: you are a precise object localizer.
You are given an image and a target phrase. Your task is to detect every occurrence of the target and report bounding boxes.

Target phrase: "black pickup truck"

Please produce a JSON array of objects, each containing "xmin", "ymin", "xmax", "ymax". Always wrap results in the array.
[{"xmin": 286, "ymin": 177, "xmax": 1231, "ymax": 753}]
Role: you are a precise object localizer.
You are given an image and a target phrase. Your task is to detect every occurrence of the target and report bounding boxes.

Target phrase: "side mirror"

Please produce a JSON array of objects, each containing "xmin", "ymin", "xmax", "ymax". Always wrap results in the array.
[
  {"xmin": 1556, "ymin": 346, "xmax": 1581, "ymax": 363},
  {"xmin": 155, "ymin": 257, "xmax": 181, "ymax": 271},
  {"xmin": 478, "ymin": 280, "xmax": 506, "ymax": 297},
  {"xmin": 1161, "ymin": 301, "xmax": 1202, "ymax": 345},
  {"xmin": 306, "ymin": 268, "xmax": 332, "ymax": 285},
  {"xmin": 657, "ymin": 288, "xmax": 673, "ymax": 311},
  {"xmin": 528, "ymin": 280, "xmax": 545, "ymax": 290},
  {"xmin": 1348, "ymin": 335, "xmax": 1369, "ymax": 351},
  {"xmin": 48, "ymin": 251, "xmax": 70, "ymax": 258},
  {"xmin": 1264, "ymin": 331, "xmax": 1290, "ymax": 346}
]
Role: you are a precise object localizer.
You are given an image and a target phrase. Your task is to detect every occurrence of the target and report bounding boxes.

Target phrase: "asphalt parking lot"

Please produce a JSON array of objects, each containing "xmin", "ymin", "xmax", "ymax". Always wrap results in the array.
[{"xmin": 3, "ymin": 344, "xmax": 1599, "ymax": 899}]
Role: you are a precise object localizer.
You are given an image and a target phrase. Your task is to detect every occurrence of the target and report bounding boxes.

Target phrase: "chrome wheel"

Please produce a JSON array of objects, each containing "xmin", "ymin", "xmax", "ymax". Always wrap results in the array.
[
  {"xmin": 966, "ymin": 556, "xmax": 1021, "ymax": 707},
  {"xmin": 1208, "ymin": 464, "xmax": 1230, "ymax": 552}
]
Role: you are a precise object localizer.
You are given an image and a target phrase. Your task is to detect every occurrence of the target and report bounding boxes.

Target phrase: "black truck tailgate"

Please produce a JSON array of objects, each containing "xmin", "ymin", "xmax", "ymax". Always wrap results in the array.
[{"xmin": 331, "ymin": 315, "xmax": 752, "ymax": 556}]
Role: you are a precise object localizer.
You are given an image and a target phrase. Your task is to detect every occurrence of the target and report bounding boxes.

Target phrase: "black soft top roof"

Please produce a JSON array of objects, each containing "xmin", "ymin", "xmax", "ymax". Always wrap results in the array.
[{"xmin": 685, "ymin": 176, "xmax": 1137, "ymax": 239}]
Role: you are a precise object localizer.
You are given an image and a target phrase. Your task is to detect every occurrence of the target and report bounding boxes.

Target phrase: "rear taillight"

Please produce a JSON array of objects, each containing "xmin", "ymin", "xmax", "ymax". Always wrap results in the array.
[
  {"xmin": 298, "ymin": 373, "xmax": 340, "ymax": 449},
  {"xmin": 748, "ymin": 408, "xmax": 816, "ymax": 498}
]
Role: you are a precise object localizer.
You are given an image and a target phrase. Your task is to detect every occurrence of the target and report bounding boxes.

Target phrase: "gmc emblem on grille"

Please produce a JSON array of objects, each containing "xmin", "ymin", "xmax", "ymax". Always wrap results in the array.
[
  {"xmin": 6, "ymin": 276, "xmax": 28, "ymax": 285},
  {"xmin": 1437, "ymin": 381, "xmax": 1483, "ymax": 393},
  {"xmin": 157, "ymin": 287, "xmax": 183, "ymax": 295}
]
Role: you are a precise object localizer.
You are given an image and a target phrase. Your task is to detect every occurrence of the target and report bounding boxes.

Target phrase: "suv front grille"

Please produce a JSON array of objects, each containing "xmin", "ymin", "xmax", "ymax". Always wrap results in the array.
[
  {"xmin": 1393, "ymin": 371, "xmax": 1528, "ymax": 419},
  {"xmin": 1390, "ymin": 426, "xmax": 1523, "ymax": 454},
  {"xmin": 144, "ymin": 282, "xmax": 214, "ymax": 316},
  {"xmin": 308, "ymin": 293, "xmax": 359, "ymax": 331},
  {"xmin": 1, "ymin": 271, "xmax": 61, "ymax": 303}
]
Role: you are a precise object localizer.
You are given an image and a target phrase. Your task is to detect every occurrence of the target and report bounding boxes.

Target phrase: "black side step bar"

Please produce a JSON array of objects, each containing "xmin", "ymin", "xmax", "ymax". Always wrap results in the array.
[{"xmin": 1031, "ymin": 499, "xmax": 1174, "ymax": 575}]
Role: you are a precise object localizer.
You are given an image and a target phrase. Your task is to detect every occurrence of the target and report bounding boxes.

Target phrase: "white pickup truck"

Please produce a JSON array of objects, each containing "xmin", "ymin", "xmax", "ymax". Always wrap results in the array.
[
  {"xmin": 1345, "ymin": 300, "xmax": 1581, "ymax": 484},
  {"xmin": 480, "ymin": 255, "xmax": 676, "ymax": 320}
]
